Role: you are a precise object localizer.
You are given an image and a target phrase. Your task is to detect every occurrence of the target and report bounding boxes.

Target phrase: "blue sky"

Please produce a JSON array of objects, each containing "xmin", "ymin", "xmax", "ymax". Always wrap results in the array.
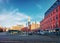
[{"xmin": 0, "ymin": 0, "xmax": 56, "ymax": 27}]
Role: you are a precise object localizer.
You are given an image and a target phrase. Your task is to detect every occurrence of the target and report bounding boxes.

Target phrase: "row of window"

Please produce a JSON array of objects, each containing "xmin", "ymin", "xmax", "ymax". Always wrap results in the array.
[
  {"xmin": 45, "ymin": 6, "xmax": 60, "ymax": 19},
  {"xmin": 41, "ymin": 24, "xmax": 58, "ymax": 30},
  {"xmin": 40, "ymin": 6, "xmax": 60, "ymax": 30},
  {"xmin": 41, "ymin": 20, "xmax": 60, "ymax": 29}
]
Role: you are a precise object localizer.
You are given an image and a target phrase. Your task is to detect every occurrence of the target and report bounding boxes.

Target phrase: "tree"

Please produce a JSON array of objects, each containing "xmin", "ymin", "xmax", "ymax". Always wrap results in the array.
[{"xmin": 0, "ymin": 28, "xmax": 3, "ymax": 32}]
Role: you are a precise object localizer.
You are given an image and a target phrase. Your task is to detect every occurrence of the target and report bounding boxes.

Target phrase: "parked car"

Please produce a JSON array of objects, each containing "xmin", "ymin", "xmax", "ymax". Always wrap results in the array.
[
  {"xmin": 40, "ymin": 31, "xmax": 45, "ymax": 35},
  {"xmin": 36, "ymin": 31, "xmax": 45, "ymax": 35},
  {"xmin": 28, "ymin": 32, "xmax": 33, "ymax": 35}
]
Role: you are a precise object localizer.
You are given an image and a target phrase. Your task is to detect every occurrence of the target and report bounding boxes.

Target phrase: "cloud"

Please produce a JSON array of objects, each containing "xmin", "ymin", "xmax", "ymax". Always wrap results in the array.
[
  {"xmin": 36, "ymin": 3, "xmax": 42, "ymax": 9},
  {"xmin": 37, "ymin": 13, "xmax": 44, "ymax": 19},
  {"xmin": 0, "ymin": 9, "xmax": 30, "ymax": 27}
]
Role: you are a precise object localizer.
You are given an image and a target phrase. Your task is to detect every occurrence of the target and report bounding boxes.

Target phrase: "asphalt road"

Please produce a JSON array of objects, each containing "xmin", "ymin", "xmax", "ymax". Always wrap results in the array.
[{"xmin": 0, "ymin": 32, "xmax": 60, "ymax": 43}]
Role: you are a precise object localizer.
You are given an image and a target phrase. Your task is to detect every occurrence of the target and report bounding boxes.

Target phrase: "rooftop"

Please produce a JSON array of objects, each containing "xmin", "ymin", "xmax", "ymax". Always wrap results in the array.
[{"xmin": 45, "ymin": 0, "xmax": 60, "ymax": 17}]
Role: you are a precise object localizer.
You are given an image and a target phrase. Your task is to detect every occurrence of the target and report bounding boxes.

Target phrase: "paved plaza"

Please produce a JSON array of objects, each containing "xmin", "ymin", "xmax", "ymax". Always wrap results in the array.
[{"xmin": 0, "ymin": 32, "xmax": 60, "ymax": 43}]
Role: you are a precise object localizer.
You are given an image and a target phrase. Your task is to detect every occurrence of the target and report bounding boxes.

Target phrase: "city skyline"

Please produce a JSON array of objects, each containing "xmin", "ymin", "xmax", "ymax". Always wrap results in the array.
[{"xmin": 0, "ymin": 0, "xmax": 56, "ymax": 27}]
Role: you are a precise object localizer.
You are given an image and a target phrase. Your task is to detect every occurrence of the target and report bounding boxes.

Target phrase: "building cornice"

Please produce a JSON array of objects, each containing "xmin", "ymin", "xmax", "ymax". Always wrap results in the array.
[{"xmin": 45, "ymin": 0, "xmax": 60, "ymax": 17}]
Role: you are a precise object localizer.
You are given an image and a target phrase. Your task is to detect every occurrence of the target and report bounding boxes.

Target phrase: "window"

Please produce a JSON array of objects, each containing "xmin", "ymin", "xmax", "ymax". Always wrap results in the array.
[
  {"xmin": 50, "ymin": 18, "xmax": 52, "ymax": 22},
  {"xmin": 53, "ymin": 11, "xmax": 55, "ymax": 14},
  {"xmin": 51, "ymin": 13, "xmax": 52, "ymax": 16},
  {"xmin": 53, "ymin": 17, "xmax": 55, "ymax": 21},
  {"xmin": 56, "ymin": 22, "xmax": 58, "ymax": 28},
  {"xmin": 56, "ymin": 15, "xmax": 58, "ymax": 20},
  {"xmin": 59, "ymin": 14, "xmax": 60, "ymax": 18},
  {"xmin": 59, "ymin": 20, "xmax": 60, "ymax": 27},
  {"xmin": 59, "ymin": 7, "xmax": 60, "ymax": 10},
  {"xmin": 56, "ymin": 8, "xmax": 58, "ymax": 12},
  {"xmin": 51, "ymin": 26, "xmax": 52, "ymax": 29},
  {"xmin": 53, "ymin": 25, "xmax": 55, "ymax": 28}
]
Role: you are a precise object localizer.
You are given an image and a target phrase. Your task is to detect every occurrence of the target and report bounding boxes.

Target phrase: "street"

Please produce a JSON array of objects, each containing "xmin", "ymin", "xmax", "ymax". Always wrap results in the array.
[{"xmin": 0, "ymin": 32, "xmax": 60, "ymax": 43}]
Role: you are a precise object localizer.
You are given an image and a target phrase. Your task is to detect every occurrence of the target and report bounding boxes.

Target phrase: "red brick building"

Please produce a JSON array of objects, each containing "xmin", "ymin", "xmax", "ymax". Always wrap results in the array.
[
  {"xmin": 40, "ymin": 0, "xmax": 60, "ymax": 32},
  {"xmin": 21, "ymin": 27, "xmax": 30, "ymax": 32}
]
